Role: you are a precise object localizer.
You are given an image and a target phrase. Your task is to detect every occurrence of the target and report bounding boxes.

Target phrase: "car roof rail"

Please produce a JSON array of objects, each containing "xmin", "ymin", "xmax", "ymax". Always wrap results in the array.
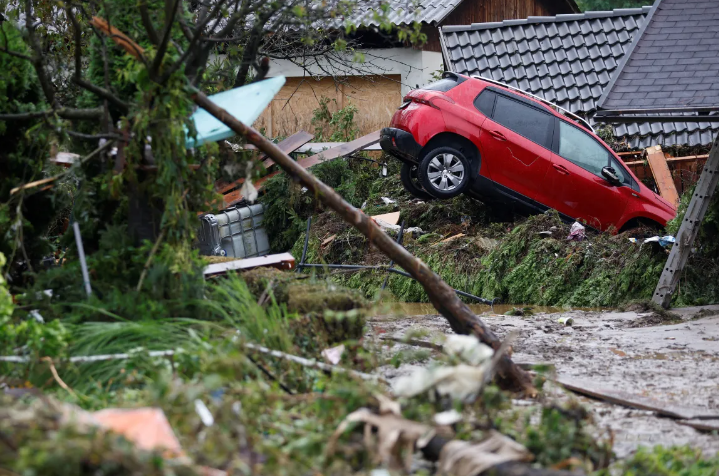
[{"xmin": 471, "ymin": 75, "xmax": 595, "ymax": 134}]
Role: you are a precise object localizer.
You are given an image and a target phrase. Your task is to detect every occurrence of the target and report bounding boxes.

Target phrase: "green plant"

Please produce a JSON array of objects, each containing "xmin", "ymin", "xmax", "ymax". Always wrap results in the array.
[
  {"xmin": 0, "ymin": 252, "xmax": 12, "ymax": 319},
  {"xmin": 310, "ymin": 96, "xmax": 360, "ymax": 142},
  {"xmin": 599, "ymin": 445, "xmax": 719, "ymax": 475}
]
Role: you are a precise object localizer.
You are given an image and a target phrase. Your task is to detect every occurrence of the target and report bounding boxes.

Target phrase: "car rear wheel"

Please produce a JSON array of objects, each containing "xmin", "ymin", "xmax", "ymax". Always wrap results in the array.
[
  {"xmin": 417, "ymin": 146, "xmax": 471, "ymax": 199},
  {"xmin": 400, "ymin": 162, "xmax": 434, "ymax": 200}
]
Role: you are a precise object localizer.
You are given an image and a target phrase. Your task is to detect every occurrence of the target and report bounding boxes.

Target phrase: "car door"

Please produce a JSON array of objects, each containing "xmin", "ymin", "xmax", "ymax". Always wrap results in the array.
[
  {"xmin": 545, "ymin": 120, "xmax": 632, "ymax": 230},
  {"xmin": 478, "ymin": 93, "xmax": 556, "ymax": 204}
]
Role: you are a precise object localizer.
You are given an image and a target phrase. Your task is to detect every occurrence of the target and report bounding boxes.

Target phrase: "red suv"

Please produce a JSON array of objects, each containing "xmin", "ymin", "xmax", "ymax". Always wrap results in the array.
[{"xmin": 380, "ymin": 73, "xmax": 676, "ymax": 232}]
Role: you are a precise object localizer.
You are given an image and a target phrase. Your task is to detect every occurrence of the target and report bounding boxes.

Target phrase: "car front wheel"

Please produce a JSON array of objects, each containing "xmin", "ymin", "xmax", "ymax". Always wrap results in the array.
[{"xmin": 417, "ymin": 146, "xmax": 471, "ymax": 199}]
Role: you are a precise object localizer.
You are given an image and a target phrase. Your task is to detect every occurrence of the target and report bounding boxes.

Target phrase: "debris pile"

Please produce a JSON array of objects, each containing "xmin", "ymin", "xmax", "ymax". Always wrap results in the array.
[{"xmin": 286, "ymin": 166, "xmax": 719, "ymax": 308}]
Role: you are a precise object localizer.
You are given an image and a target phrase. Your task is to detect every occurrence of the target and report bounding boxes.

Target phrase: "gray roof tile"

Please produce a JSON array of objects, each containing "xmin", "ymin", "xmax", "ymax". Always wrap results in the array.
[
  {"xmin": 441, "ymin": 5, "xmax": 718, "ymax": 148},
  {"xmin": 600, "ymin": 0, "xmax": 719, "ymax": 117}
]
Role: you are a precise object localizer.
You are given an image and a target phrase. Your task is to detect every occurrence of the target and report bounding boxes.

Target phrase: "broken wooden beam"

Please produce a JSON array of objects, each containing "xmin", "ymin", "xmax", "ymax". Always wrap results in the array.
[
  {"xmin": 295, "ymin": 130, "xmax": 381, "ymax": 169},
  {"xmin": 215, "ymin": 130, "xmax": 314, "ymax": 195},
  {"xmin": 191, "ymin": 89, "xmax": 536, "ymax": 395},
  {"xmin": 645, "ymin": 145, "xmax": 680, "ymax": 207},
  {"xmin": 260, "ymin": 130, "xmax": 314, "ymax": 169},
  {"xmin": 203, "ymin": 252, "xmax": 295, "ymax": 277},
  {"xmin": 222, "ymin": 130, "xmax": 383, "ymax": 208},
  {"xmin": 557, "ymin": 376, "xmax": 719, "ymax": 420}
]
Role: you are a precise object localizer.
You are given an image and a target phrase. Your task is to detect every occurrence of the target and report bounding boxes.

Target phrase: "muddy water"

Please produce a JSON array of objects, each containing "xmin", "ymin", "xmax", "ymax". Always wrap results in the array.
[
  {"xmin": 368, "ymin": 306, "xmax": 719, "ymax": 458},
  {"xmin": 387, "ymin": 302, "xmax": 599, "ymax": 316}
]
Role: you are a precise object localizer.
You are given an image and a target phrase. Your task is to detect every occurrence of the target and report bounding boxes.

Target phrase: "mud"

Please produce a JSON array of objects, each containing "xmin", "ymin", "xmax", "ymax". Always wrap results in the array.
[{"xmin": 366, "ymin": 304, "xmax": 719, "ymax": 458}]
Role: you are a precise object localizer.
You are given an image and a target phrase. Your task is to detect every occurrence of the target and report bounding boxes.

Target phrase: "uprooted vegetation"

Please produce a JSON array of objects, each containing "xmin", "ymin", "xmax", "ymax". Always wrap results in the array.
[{"xmin": 271, "ymin": 157, "xmax": 719, "ymax": 308}]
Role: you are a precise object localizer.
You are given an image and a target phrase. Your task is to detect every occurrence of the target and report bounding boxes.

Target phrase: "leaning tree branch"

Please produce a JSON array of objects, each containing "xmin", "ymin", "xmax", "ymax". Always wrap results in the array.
[{"xmin": 190, "ymin": 89, "xmax": 536, "ymax": 396}]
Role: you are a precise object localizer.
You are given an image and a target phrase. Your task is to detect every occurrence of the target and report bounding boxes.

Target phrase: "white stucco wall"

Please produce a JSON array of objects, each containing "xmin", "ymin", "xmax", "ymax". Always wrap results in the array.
[{"xmin": 265, "ymin": 48, "xmax": 444, "ymax": 96}]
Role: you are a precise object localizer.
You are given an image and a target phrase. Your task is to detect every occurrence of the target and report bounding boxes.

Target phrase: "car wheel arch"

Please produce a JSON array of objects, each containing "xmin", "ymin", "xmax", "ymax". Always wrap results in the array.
[
  {"xmin": 618, "ymin": 216, "xmax": 666, "ymax": 234},
  {"xmin": 420, "ymin": 132, "xmax": 482, "ymax": 178}
]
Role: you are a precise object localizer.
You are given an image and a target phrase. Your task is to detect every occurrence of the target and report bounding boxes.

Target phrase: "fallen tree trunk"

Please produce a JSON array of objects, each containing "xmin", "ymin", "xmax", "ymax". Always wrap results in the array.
[{"xmin": 191, "ymin": 89, "xmax": 535, "ymax": 396}]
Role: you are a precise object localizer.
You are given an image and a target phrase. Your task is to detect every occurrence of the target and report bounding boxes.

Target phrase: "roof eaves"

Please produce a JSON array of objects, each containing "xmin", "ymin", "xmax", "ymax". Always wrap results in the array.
[
  {"xmin": 440, "ymin": 6, "xmax": 653, "ymax": 33},
  {"xmin": 432, "ymin": 0, "xmax": 465, "ymax": 25},
  {"xmin": 596, "ymin": 0, "xmax": 662, "ymax": 111},
  {"xmin": 438, "ymin": 26, "xmax": 455, "ymax": 73}
]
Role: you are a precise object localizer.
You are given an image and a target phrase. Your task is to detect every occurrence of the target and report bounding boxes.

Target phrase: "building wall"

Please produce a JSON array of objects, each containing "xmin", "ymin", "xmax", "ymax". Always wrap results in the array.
[
  {"xmin": 255, "ymin": 74, "xmax": 403, "ymax": 138},
  {"xmin": 258, "ymin": 48, "xmax": 442, "ymax": 136}
]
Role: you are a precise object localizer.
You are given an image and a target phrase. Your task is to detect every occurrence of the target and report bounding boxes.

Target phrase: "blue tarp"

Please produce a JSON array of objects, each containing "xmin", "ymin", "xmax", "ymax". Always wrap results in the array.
[{"xmin": 186, "ymin": 76, "xmax": 286, "ymax": 148}]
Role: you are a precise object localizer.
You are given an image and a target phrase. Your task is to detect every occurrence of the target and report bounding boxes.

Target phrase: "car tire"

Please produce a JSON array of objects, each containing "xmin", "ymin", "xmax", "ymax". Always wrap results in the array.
[
  {"xmin": 400, "ymin": 162, "xmax": 434, "ymax": 200},
  {"xmin": 417, "ymin": 146, "xmax": 471, "ymax": 199}
]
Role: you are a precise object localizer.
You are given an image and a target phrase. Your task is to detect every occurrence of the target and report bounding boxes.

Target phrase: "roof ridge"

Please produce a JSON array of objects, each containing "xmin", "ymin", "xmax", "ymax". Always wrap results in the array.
[{"xmin": 441, "ymin": 5, "xmax": 652, "ymax": 33}]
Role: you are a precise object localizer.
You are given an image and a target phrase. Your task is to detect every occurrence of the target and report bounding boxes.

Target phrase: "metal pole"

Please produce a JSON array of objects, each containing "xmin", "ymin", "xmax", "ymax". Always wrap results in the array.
[
  {"xmin": 296, "ymin": 216, "xmax": 312, "ymax": 272},
  {"xmin": 72, "ymin": 222, "xmax": 92, "ymax": 298},
  {"xmin": 381, "ymin": 220, "xmax": 405, "ymax": 291}
]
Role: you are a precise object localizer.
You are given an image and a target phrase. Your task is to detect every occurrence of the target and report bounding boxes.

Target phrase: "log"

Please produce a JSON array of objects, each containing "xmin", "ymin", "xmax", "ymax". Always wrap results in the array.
[{"xmin": 191, "ymin": 89, "xmax": 536, "ymax": 395}]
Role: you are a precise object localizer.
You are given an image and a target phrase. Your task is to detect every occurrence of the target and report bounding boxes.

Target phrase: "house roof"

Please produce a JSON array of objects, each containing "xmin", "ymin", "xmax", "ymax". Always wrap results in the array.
[
  {"xmin": 350, "ymin": 0, "xmax": 464, "ymax": 27},
  {"xmin": 348, "ymin": 0, "xmax": 579, "ymax": 28},
  {"xmin": 598, "ymin": 0, "xmax": 719, "ymax": 114},
  {"xmin": 440, "ymin": 6, "xmax": 719, "ymax": 148}
]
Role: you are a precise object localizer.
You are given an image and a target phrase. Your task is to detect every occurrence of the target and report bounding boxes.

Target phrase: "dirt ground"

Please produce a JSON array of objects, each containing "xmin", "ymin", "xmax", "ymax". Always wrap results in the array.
[{"xmin": 366, "ymin": 304, "xmax": 719, "ymax": 459}]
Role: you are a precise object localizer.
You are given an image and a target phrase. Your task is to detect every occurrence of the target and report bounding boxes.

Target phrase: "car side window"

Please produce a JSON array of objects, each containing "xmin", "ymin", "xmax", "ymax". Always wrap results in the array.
[
  {"xmin": 557, "ymin": 121, "xmax": 610, "ymax": 176},
  {"xmin": 474, "ymin": 89, "xmax": 497, "ymax": 117},
  {"xmin": 492, "ymin": 95, "xmax": 554, "ymax": 149},
  {"xmin": 611, "ymin": 158, "xmax": 637, "ymax": 190}
]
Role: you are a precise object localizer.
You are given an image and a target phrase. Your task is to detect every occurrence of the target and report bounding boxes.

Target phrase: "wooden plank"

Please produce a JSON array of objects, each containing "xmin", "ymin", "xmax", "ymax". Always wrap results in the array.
[
  {"xmin": 296, "ymin": 129, "xmax": 381, "ymax": 169},
  {"xmin": 260, "ymin": 130, "xmax": 314, "ymax": 169},
  {"xmin": 222, "ymin": 130, "xmax": 381, "ymax": 207},
  {"xmin": 557, "ymin": 377, "xmax": 719, "ymax": 420},
  {"xmin": 653, "ymin": 133, "xmax": 719, "ymax": 308},
  {"xmin": 677, "ymin": 419, "xmax": 719, "ymax": 432},
  {"xmin": 215, "ymin": 130, "xmax": 314, "ymax": 195},
  {"xmin": 645, "ymin": 145, "xmax": 680, "ymax": 207},
  {"xmin": 203, "ymin": 252, "xmax": 295, "ymax": 276}
]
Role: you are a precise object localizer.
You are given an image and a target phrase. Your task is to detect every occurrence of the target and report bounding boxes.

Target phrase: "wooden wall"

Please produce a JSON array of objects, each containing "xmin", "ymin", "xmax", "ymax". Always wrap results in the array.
[
  {"xmin": 423, "ymin": 0, "xmax": 577, "ymax": 52},
  {"xmin": 254, "ymin": 75, "xmax": 402, "ymax": 138},
  {"xmin": 441, "ymin": 0, "xmax": 572, "ymax": 29}
]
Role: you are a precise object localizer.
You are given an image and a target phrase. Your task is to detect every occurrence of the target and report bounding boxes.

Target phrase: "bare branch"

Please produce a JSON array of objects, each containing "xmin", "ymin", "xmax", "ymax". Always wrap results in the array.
[
  {"xmin": 25, "ymin": 0, "xmax": 57, "ymax": 106},
  {"xmin": 0, "ymin": 24, "xmax": 33, "ymax": 61},
  {"xmin": 66, "ymin": 130, "xmax": 122, "ymax": 140},
  {"xmin": 150, "ymin": 0, "xmax": 182, "ymax": 79},
  {"xmin": 66, "ymin": 6, "xmax": 130, "ymax": 114},
  {"xmin": 139, "ymin": 0, "xmax": 160, "ymax": 45},
  {"xmin": 0, "ymin": 108, "xmax": 104, "ymax": 121}
]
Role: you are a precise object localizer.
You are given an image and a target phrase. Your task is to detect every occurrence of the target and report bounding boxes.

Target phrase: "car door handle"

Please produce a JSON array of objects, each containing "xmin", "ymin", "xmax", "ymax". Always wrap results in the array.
[
  {"xmin": 488, "ymin": 130, "xmax": 506, "ymax": 141},
  {"xmin": 552, "ymin": 164, "xmax": 570, "ymax": 175}
]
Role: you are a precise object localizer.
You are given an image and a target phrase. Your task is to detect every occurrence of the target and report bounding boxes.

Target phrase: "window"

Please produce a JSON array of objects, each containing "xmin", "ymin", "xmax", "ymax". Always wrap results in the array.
[
  {"xmin": 474, "ymin": 89, "xmax": 497, "ymax": 116},
  {"xmin": 422, "ymin": 74, "xmax": 465, "ymax": 92},
  {"xmin": 493, "ymin": 95, "xmax": 554, "ymax": 149},
  {"xmin": 611, "ymin": 158, "xmax": 638, "ymax": 190},
  {"xmin": 557, "ymin": 121, "xmax": 610, "ymax": 176}
]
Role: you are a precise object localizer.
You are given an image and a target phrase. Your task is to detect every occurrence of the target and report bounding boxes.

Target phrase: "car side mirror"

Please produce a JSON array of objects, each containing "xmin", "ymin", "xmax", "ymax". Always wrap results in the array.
[{"xmin": 601, "ymin": 166, "xmax": 621, "ymax": 186}]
